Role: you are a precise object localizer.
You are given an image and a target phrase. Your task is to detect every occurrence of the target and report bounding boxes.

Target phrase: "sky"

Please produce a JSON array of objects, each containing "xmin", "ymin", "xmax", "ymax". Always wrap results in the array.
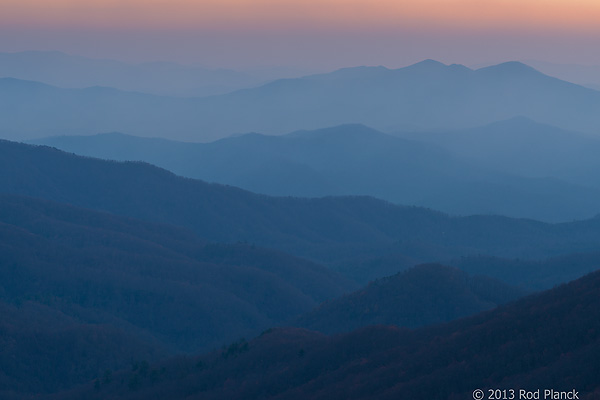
[{"xmin": 1, "ymin": 0, "xmax": 600, "ymax": 69}]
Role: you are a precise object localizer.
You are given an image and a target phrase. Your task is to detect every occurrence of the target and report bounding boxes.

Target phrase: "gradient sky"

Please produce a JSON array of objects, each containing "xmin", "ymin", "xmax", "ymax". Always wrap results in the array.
[{"xmin": 1, "ymin": 0, "xmax": 600, "ymax": 69}]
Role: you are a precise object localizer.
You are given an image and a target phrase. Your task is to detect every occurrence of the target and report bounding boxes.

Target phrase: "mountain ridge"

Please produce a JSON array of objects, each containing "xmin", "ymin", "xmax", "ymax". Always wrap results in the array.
[
  {"xmin": 295, "ymin": 263, "xmax": 525, "ymax": 334},
  {"xmin": 3, "ymin": 59, "xmax": 600, "ymax": 141},
  {"xmin": 30, "ymin": 123, "xmax": 600, "ymax": 222},
  {"xmin": 4, "ymin": 138, "xmax": 600, "ymax": 266},
  {"xmin": 0, "ymin": 50, "xmax": 266, "ymax": 97},
  {"xmin": 398, "ymin": 116, "xmax": 600, "ymax": 188},
  {"xmin": 56, "ymin": 266, "xmax": 600, "ymax": 399},
  {"xmin": 0, "ymin": 192, "xmax": 355, "ymax": 353}
]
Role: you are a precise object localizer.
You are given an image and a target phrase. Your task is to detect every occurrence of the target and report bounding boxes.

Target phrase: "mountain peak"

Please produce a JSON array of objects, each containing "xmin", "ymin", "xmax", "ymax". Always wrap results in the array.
[
  {"xmin": 398, "ymin": 60, "xmax": 472, "ymax": 77},
  {"xmin": 310, "ymin": 65, "xmax": 390, "ymax": 80},
  {"xmin": 402, "ymin": 59, "xmax": 447, "ymax": 71},
  {"xmin": 415, "ymin": 59, "xmax": 446, "ymax": 66},
  {"xmin": 476, "ymin": 61, "xmax": 542, "ymax": 77}
]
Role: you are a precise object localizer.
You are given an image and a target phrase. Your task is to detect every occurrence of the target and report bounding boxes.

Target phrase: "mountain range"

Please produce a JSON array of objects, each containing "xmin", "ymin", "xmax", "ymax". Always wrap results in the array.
[
  {"xmin": 3, "ymin": 47, "xmax": 600, "ymax": 400},
  {"xmin": 0, "ymin": 196, "xmax": 530, "ymax": 398},
  {"xmin": 0, "ymin": 50, "xmax": 270, "ymax": 97},
  {"xmin": 5, "ymin": 183, "xmax": 592, "ymax": 398},
  {"xmin": 2, "ymin": 59, "xmax": 600, "ymax": 141},
  {"xmin": 54, "ymin": 266, "xmax": 600, "ymax": 400},
  {"xmin": 0, "ymin": 193, "xmax": 353, "ymax": 352},
  {"xmin": 522, "ymin": 60, "xmax": 600, "ymax": 91},
  {"xmin": 30, "ymin": 122, "xmax": 600, "ymax": 222},
  {"xmin": 3, "ymin": 114, "xmax": 600, "ymax": 398},
  {"xmin": 5, "ymin": 139, "xmax": 600, "ymax": 266},
  {"xmin": 398, "ymin": 116, "xmax": 600, "ymax": 189},
  {"xmin": 0, "ymin": 192, "xmax": 355, "ymax": 397},
  {"xmin": 335, "ymin": 250, "xmax": 600, "ymax": 289}
]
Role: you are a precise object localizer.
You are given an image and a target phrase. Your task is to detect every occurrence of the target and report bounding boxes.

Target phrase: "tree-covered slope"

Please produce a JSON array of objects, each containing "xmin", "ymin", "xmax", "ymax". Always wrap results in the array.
[
  {"xmin": 62, "ymin": 268, "xmax": 600, "ymax": 399},
  {"xmin": 0, "ymin": 193, "xmax": 353, "ymax": 356},
  {"xmin": 295, "ymin": 264, "xmax": 525, "ymax": 334},
  {"xmin": 3, "ymin": 139, "xmax": 600, "ymax": 265}
]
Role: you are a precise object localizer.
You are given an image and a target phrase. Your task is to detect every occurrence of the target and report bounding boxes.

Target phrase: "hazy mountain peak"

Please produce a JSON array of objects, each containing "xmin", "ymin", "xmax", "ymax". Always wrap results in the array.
[
  {"xmin": 231, "ymin": 131, "xmax": 272, "ymax": 141},
  {"xmin": 448, "ymin": 63, "xmax": 473, "ymax": 72},
  {"xmin": 338, "ymin": 65, "xmax": 389, "ymax": 72},
  {"xmin": 410, "ymin": 59, "xmax": 447, "ymax": 67},
  {"xmin": 0, "ymin": 50, "xmax": 267, "ymax": 97},
  {"xmin": 476, "ymin": 61, "xmax": 542, "ymax": 77},
  {"xmin": 400, "ymin": 59, "xmax": 450, "ymax": 72},
  {"xmin": 309, "ymin": 65, "xmax": 390, "ymax": 80},
  {"xmin": 0, "ymin": 76, "xmax": 53, "ymax": 90},
  {"xmin": 396, "ymin": 59, "xmax": 474, "ymax": 79}
]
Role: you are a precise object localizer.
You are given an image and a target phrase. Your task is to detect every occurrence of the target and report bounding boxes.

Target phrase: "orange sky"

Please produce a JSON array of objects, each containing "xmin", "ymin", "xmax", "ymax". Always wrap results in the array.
[
  {"xmin": 2, "ymin": 0, "xmax": 600, "ymax": 33},
  {"xmin": 1, "ymin": 0, "xmax": 599, "ymax": 68}
]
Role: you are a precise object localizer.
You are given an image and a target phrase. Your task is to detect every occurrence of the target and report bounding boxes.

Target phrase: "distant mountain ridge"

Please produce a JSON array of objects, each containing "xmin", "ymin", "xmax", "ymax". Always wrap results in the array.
[
  {"xmin": 2, "ymin": 59, "xmax": 600, "ymax": 141},
  {"xmin": 522, "ymin": 59, "xmax": 600, "ymax": 90},
  {"xmin": 295, "ymin": 263, "xmax": 525, "ymax": 334},
  {"xmin": 398, "ymin": 116, "xmax": 600, "ymax": 189},
  {"xmin": 334, "ymin": 250, "xmax": 600, "ymax": 289},
  {"xmin": 4, "ymin": 139, "xmax": 600, "ymax": 266},
  {"xmin": 0, "ymin": 50, "xmax": 267, "ymax": 97},
  {"xmin": 31, "ymin": 123, "xmax": 600, "ymax": 222}
]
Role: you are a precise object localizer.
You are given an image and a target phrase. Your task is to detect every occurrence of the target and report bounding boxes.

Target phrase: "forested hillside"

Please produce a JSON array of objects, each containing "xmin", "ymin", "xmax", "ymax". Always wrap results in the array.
[
  {"xmin": 3, "ymin": 140, "xmax": 600, "ymax": 266},
  {"xmin": 0, "ymin": 193, "xmax": 353, "ymax": 397},
  {"xmin": 58, "ymin": 268, "xmax": 600, "ymax": 400}
]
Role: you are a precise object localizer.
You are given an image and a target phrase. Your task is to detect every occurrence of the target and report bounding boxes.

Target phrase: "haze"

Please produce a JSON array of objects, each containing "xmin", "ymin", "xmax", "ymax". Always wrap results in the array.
[{"xmin": 1, "ymin": 0, "xmax": 600, "ymax": 69}]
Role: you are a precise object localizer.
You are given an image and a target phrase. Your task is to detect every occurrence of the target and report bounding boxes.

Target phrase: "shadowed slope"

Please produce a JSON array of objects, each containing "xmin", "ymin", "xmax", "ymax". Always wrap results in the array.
[
  {"xmin": 0, "ymin": 193, "xmax": 353, "ymax": 356},
  {"xmin": 3, "ymin": 139, "xmax": 600, "ymax": 265},
  {"xmin": 295, "ymin": 263, "xmax": 525, "ymax": 334},
  {"xmin": 60, "ymin": 268, "xmax": 600, "ymax": 399}
]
